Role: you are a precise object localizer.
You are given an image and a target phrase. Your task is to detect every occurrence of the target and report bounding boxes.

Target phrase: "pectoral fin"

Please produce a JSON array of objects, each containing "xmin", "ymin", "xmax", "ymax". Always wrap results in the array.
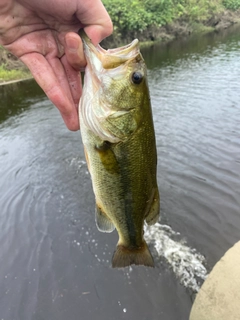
[
  {"xmin": 104, "ymin": 110, "xmax": 138, "ymax": 141},
  {"xmin": 95, "ymin": 204, "xmax": 115, "ymax": 233},
  {"xmin": 145, "ymin": 188, "xmax": 160, "ymax": 226},
  {"xmin": 95, "ymin": 141, "xmax": 120, "ymax": 174}
]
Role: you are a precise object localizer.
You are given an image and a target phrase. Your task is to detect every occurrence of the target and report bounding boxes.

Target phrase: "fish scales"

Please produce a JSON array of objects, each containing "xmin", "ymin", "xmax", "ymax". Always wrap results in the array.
[{"xmin": 79, "ymin": 29, "xmax": 160, "ymax": 268}]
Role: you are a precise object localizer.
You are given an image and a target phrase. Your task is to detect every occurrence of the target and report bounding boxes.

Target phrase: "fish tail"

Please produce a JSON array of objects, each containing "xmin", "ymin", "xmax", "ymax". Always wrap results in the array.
[{"xmin": 112, "ymin": 241, "xmax": 154, "ymax": 268}]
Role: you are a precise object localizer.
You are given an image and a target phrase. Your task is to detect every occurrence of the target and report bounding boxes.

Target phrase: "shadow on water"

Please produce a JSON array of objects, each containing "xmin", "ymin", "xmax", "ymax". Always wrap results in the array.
[{"xmin": 0, "ymin": 79, "xmax": 44, "ymax": 124}]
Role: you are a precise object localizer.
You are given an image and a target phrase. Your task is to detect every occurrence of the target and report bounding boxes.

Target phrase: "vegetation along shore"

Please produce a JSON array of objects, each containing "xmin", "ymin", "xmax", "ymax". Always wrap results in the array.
[{"xmin": 1, "ymin": 0, "xmax": 240, "ymax": 84}]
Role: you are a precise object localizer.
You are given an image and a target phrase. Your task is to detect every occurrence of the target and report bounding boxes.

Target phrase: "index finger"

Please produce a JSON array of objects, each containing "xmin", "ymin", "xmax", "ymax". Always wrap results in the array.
[{"xmin": 21, "ymin": 52, "xmax": 80, "ymax": 131}]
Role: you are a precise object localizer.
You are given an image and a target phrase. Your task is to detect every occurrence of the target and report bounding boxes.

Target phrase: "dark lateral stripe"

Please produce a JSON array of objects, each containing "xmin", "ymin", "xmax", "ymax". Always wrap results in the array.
[{"xmin": 119, "ymin": 148, "xmax": 137, "ymax": 247}]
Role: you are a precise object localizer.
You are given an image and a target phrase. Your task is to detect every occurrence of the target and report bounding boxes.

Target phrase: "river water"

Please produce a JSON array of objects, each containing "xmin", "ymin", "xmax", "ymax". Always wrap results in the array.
[{"xmin": 0, "ymin": 26, "xmax": 240, "ymax": 320}]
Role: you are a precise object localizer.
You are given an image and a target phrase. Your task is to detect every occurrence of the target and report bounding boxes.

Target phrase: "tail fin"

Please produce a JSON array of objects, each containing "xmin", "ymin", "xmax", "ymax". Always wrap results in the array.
[{"xmin": 112, "ymin": 241, "xmax": 154, "ymax": 268}]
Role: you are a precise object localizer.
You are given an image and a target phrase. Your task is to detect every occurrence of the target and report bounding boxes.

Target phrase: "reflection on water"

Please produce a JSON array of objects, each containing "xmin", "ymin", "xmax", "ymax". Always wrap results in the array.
[
  {"xmin": 0, "ymin": 25, "xmax": 240, "ymax": 319},
  {"xmin": 0, "ymin": 80, "xmax": 44, "ymax": 124}
]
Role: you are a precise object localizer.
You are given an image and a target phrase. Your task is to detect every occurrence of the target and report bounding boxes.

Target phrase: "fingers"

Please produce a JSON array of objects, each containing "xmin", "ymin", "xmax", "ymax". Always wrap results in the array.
[
  {"xmin": 64, "ymin": 0, "xmax": 113, "ymax": 72},
  {"xmin": 84, "ymin": 22, "xmax": 113, "ymax": 46},
  {"xmin": 60, "ymin": 53, "xmax": 82, "ymax": 107},
  {"xmin": 1, "ymin": 0, "xmax": 113, "ymax": 133},
  {"xmin": 64, "ymin": 32, "xmax": 86, "ymax": 71},
  {"xmin": 76, "ymin": 0, "xmax": 113, "ymax": 45},
  {"xmin": 20, "ymin": 52, "xmax": 80, "ymax": 131}
]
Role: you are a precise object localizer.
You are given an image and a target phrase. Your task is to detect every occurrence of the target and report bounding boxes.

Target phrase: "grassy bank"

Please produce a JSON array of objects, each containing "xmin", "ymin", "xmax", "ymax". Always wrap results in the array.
[
  {"xmin": 0, "ymin": 64, "xmax": 31, "ymax": 83},
  {"xmin": 0, "ymin": 46, "xmax": 31, "ymax": 83}
]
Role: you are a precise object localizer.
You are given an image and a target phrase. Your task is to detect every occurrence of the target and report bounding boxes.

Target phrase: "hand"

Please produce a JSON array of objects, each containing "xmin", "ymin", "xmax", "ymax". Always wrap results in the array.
[{"xmin": 0, "ymin": 0, "xmax": 113, "ymax": 130}]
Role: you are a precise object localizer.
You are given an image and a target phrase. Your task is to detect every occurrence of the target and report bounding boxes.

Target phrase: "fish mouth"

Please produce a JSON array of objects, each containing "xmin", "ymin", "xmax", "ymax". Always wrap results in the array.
[{"xmin": 78, "ymin": 29, "xmax": 140, "ymax": 69}]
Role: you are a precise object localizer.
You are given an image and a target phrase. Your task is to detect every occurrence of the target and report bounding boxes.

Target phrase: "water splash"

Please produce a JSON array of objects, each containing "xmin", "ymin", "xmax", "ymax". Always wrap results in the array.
[
  {"xmin": 65, "ymin": 157, "xmax": 86, "ymax": 172},
  {"xmin": 144, "ymin": 223, "xmax": 208, "ymax": 292}
]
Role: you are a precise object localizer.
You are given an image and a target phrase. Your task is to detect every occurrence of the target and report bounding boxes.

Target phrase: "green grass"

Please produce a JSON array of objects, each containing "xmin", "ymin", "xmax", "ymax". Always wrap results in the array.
[
  {"xmin": 0, "ymin": 64, "xmax": 31, "ymax": 83},
  {"xmin": 223, "ymin": 0, "xmax": 240, "ymax": 10}
]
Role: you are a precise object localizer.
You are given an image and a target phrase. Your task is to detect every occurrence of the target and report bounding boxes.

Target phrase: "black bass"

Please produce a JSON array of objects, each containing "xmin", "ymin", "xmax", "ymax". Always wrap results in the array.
[{"xmin": 79, "ymin": 30, "xmax": 160, "ymax": 268}]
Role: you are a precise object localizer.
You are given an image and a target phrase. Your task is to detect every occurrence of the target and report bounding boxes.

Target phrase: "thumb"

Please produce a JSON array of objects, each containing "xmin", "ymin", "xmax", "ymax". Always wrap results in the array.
[{"xmin": 76, "ymin": 0, "xmax": 113, "ymax": 45}]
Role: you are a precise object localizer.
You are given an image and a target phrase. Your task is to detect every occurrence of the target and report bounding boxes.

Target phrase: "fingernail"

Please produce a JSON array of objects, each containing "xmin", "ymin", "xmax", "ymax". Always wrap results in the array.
[{"xmin": 66, "ymin": 37, "xmax": 79, "ymax": 52}]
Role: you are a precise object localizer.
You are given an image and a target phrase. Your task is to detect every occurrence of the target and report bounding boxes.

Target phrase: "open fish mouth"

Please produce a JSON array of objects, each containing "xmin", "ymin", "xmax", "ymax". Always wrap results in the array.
[{"xmin": 78, "ymin": 29, "xmax": 140, "ymax": 69}]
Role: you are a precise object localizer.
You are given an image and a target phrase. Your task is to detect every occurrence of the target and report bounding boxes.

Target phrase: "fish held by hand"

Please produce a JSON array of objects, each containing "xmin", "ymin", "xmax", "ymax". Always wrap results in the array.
[{"xmin": 78, "ymin": 29, "xmax": 160, "ymax": 268}]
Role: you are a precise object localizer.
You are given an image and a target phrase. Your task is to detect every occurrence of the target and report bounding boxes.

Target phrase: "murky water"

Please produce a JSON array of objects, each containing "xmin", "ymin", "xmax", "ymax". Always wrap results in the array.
[{"xmin": 1, "ymin": 26, "xmax": 240, "ymax": 319}]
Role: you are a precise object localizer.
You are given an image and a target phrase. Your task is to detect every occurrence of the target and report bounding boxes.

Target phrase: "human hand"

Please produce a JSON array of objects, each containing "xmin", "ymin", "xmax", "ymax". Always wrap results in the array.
[{"xmin": 0, "ymin": 0, "xmax": 113, "ymax": 130}]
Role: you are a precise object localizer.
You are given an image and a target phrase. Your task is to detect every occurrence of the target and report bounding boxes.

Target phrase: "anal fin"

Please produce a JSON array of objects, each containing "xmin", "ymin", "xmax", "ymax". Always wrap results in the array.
[{"xmin": 95, "ymin": 204, "xmax": 115, "ymax": 233}]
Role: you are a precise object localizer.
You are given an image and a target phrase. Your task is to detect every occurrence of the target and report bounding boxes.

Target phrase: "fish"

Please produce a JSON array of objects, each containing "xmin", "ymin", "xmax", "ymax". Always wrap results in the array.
[{"xmin": 78, "ymin": 29, "xmax": 160, "ymax": 268}]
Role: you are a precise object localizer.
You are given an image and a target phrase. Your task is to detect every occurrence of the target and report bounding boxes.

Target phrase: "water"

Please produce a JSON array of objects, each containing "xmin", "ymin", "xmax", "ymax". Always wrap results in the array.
[{"xmin": 1, "ymin": 25, "xmax": 240, "ymax": 319}]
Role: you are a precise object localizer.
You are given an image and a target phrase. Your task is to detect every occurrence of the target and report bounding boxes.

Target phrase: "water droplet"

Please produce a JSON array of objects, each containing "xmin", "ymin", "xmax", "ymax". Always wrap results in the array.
[{"xmin": 123, "ymin": 308, "xmax": 127, "ymax": 313}]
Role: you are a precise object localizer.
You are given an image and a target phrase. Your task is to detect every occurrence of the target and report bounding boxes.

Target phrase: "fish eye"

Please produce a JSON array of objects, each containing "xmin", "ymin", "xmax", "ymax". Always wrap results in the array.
[{"xmin": 131, "ymin": 71, "xmax": 143, "ymax": 84}]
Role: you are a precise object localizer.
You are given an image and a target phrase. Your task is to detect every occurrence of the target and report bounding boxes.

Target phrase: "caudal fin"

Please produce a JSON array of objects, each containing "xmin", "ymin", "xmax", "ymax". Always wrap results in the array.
[{"xmin": 112, "ymin": 241, "xmax": 154, "ymax": 268}]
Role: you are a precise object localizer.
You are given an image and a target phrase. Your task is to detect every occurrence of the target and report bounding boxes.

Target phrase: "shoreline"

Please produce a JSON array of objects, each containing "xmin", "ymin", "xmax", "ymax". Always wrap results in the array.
[
  {"xmin": 101, "ymin": 9, "xmax": 240, "ymax": 47},
  {"xmin": 1, "ymin": 9, "xmax": 240, "ymax": 86},
  {"xmin": 0, "ymin": 77, "xmax": 33, "ymax": 87}
]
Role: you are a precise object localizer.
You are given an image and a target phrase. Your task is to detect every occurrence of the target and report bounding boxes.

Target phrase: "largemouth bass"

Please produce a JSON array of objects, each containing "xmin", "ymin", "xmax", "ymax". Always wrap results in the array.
[{"xmin": 79, "ymin": 29, "xmax": 160, "ymax": 268}]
